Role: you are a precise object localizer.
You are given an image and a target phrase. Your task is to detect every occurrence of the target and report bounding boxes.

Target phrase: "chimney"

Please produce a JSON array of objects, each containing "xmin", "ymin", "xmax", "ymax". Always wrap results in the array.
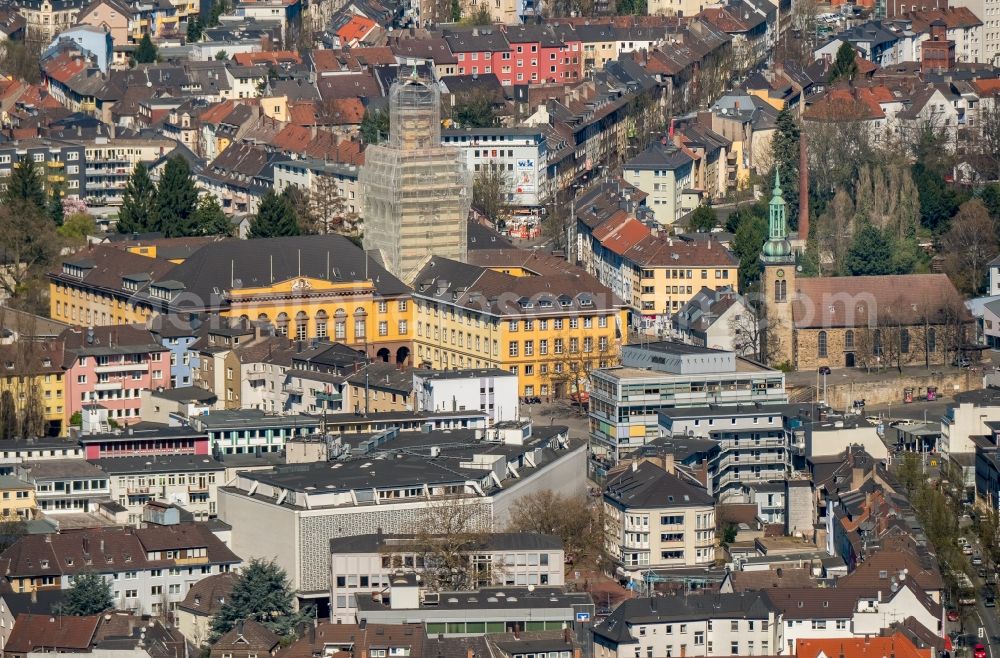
[
  {"xmin": 798, "ymin": 131, "xmax": 809, "ymax": 241},
  {"xmin": 662, "ymin": 453, "xmax": 675, "ymax": 475}
]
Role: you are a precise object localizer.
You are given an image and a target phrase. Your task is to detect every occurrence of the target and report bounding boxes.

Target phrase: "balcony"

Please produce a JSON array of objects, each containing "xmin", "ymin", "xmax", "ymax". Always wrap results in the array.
[
  {"xmin": 188, "ymin": 484, "xmax": 209, "ymax": 493},
  {"xmin": 94, "ymin": 381, "xmax": 123, "ymax": 391},
  {"xmin": 316, "ymin": 391, "xmax": 342, "ymax": 403},
  {"xmin": 95, "ymin": 362, "xmax": 148, "ymax": 374},
  {"xmin": 174, "ymin": 555, "xmax": 209, "ymax": 566},
  {"xmin": 127, "ymin": 486, "xmax": 150, "ymax": 495}
]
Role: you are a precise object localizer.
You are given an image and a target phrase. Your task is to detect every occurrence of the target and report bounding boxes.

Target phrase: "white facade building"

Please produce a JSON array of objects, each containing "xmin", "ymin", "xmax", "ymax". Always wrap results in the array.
[{"xmin": 413, "ymin": 368, "xmax": 519, "ymax": 424}]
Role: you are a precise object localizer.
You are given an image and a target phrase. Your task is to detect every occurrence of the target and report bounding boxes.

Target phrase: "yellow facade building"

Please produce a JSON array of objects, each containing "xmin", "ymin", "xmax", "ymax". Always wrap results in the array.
[
  {"xmin": 0, "ymin": 341, "xmax": 66, "ymax": 437},
  {"xmin": 0, "ymin": 476, "xmax": 37, "ymax": 521},
  {"xmin": 411, "ymin": 257, "xmax": 628, "ymax": 399},
  {"xmin": 50, "ymin": 236, "xmax": 415, "ymax": 364}
]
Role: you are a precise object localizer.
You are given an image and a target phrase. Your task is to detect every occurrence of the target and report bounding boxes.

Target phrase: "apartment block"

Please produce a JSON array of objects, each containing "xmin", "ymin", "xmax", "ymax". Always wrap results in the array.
[
  {"xmin": 90, "ymin": 455, "xmax": 225, "ymax": 524},
  {"xmin": 603, "ymin": 459, "xmax": 716, "ymax": 574},
  {"xmin": 0, "ymin": 523, "xmax": 239, "ymax": 618},
  {"xmin": 656, "ymin": 405, "xmax": 791, "ymax": 501}
]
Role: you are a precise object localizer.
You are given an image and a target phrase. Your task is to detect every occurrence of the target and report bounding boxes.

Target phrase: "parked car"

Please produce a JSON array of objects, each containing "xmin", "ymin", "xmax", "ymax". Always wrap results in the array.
[
  {"xmin": 975, "ymin": 644, "xmax": 988, "ymax": 658},
  {"xmin": 985, "ymin": 592, "xmax": 996, "ymax": 607},
  {"xmin": 979, "ymin": 568, "xmax": 988, "ymax": 578},
  {"xmin": 818, "ymin": 366, "xmax": 832, "ymax": 375},
  {"xmin": 947, "ymin": 609, "xmax": 961, "ymax": 622},
  {"xmin": 964, "ymin": 545, "xmax": 975, "ymax": 555},
  {"xmin": 973, "ymin": 555, "xmax": 984, "ymax": 566}
]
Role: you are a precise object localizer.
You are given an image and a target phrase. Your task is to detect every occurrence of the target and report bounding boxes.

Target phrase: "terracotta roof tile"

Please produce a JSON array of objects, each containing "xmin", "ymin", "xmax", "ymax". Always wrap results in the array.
[
  {"xmin": 6, "ymin": 614, "xmax": 99, "ymax": 653},
  {"xmin": 797, "ymin": 633, "xmax": 932, "ymax": 658},
  {"xmin": 790, "ymin": 274, "xmax": 968, "ymax": 328}
]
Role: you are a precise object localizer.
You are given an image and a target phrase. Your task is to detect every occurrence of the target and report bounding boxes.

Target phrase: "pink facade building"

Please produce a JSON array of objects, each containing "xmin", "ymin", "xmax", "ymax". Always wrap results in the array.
[{"xmin": 62, "ymin": 325, "xmax": 171, "ymax": 426}]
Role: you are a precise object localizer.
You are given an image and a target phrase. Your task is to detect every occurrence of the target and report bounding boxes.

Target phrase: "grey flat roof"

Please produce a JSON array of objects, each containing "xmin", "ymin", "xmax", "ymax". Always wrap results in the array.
[
  {"xmin": 89, "ymin": 455, "xmax": 225, "ymax": 475},
  {"xmin": 79, "ymin": 423, "xmax": 206, "ymax": 443},
  {"xmin": 355, "ymin": 586, "xmax": 591, "ymax": 612},
  {"xmin": 199, "ymin": 410, "xmax": 320, "ymax": 430},
  {"xmin": 22, "ymin": 459, "xmax": 107, "ymax": 479},
  {"xmin": 414, "ymin": 368, "xmax": 515, "ymax": 381},
  {"xmin": 330, "ymin": 532, "xmax": 563, "ymax": 554}
]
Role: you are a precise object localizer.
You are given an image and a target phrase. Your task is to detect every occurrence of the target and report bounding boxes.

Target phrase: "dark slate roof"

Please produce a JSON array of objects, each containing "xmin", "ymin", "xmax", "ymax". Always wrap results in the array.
[
  {"xmin": 604, "ymin": 461, "xmax": 713, "ymax": 509},
  {"xmin": 592, "ymin": 593, "xmax": 772, "ymax": 644},
  {"xmin": 143, "ymin": 235, "xmax": 410, "ymax": 310},
  {"xmin": 624, "ymin": 142, "xmax": 694, "ymax": 171}
]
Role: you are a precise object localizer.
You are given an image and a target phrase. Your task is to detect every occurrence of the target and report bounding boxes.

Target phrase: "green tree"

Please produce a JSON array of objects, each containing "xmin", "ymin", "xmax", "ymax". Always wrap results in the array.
[
  {"xmin": 981, "ymin": 183, "xmax": 1000, "ymax": 224},
  {"xmin": 845, "ymin": 223, "xmax": 893, "ymax": 275},
  {"xmin": 135, "ymin": 33, "xmax": 158, "ymax": 64},
  {"xmin": 208, "ymin": 0, "xmax": 228, "ymax": 25},
  {"xmin": 210, "ymin": 559, "xmax": 310, "ymax": 638},
  {"xmin": 58, "ymin": 213, "xmax": 96, "ymax": 244},
  {"xmin": 771, "ymin": 107, "xmax": 800, "ymax": 228},
  {"xmin": 912, "ymin": 161, "xmax": 959, "ymax": 233},
  {"xmin": 47, "ymin": 183, "xmax": 64, "ymax": 226},
  {"xmin": 732, "ymin": 205, "xmax": 768, "ymax": 290},
  {"xmin": 214, "ymin": 50, "xmax": 228, "ymax": 61},
  {"xmin": 154, "ymin": 156, "xmax": 199, "ymax": 237},
  {"xmin": 453, "ymin": 90, "xmax": 496, "ymax": 128},
  {"xmin": 828, "ymin": 42, "xmax": 859, "ymax": 84},
  {"xmin": 193, "ymin": 194, "xmax": 231, "ymax": 236},
  {"xmin": 690, "ymin": 204, "xmax": 716, "ymax": 232},
  {"xmin": 360, "ymin": 109, "xmax": 389, "ymax": 145},
  {"xmin": 248, "ymin": 190, "xmax": 300, "ymax": 239},
  {"xmin": 56, "ymin": 571, "xmax": 113, "ymax": 616},
  {"xmin": 118, "ymin": 163, "xmax": 157, "ymax": 234},
  {"xmin": 464, "ymin": 5, "xmax": 492, "ymax": 23},
  {"xmin": 616, "ymin": 0, "xmax": 646, "ymax": 13},
  {"xmin": 3, "ymin": 156, "xmax": 45, "ymax": 210},
  {"xmin": 450, "ymin": 0, "xmax": 461, "ymax": 21},
  {"xmin": 186, "ymin": 16, "xmax": 202, "ymax": 42}
]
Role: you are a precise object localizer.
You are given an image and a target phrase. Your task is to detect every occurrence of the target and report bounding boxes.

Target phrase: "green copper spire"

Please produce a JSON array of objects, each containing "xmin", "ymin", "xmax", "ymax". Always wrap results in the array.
[{"xmin": 761, "ymin": 170, "xmax": 793, "ymax": 264}]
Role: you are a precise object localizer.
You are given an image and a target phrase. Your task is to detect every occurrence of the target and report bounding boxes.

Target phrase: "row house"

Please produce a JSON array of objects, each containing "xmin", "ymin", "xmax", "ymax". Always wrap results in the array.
[
  {"xmin": 197, "ymin": 141, "xmax": 281, "ymax": 215},
  {"xmin": 501, "ymin": 24, "xmax": 582, "ymax": 85},
  {"xmin": 442, "ymin": 126, "xmax": 551, "ymax": 208},
  {"xmin": 0, "ymin": 523, "xmax": 240, "ymax": 617},
  {"xmin": 593, "ymin": 589, "xmax": 939, "ymax": 658}
]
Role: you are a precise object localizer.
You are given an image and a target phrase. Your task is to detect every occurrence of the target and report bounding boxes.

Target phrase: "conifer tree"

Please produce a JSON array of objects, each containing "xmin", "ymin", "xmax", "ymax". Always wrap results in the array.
[
  {"xmin": 118, "ymin": 163, "xmax": 157, "ymax": 234},
  {"xmin": 154, "ymin": 156, "xmax": 199, "ymax": 237}
]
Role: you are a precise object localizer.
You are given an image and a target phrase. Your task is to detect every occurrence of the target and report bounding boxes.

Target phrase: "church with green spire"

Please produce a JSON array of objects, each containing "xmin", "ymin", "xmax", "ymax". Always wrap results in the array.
[
  {"xmin": 759, "ymin": 171, "xmax": 795, "ymax": 366},
  {"xmin": 760, "ymin": 170, "xmax": 794, "ymax": 266}
]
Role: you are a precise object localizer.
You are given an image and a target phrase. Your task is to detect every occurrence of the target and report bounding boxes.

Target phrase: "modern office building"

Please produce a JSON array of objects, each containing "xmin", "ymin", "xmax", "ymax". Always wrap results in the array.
[
  {"xmin": 412, "ymin": 368, "xmax": 520, "ymax": 425},
  {"xmin": 589, "ymin": 342, "xmax": 786, "ymax": 459},
  {"xmin": 360, "ymin": 74, "xmax": 472, "ymax": 283},
  {"xmin": 328, "ymin": 532, "xmax": 565, "ymax": 622},
  {"xmin": 217, "ymin": 424, "xmax": 584, "ymax": 609}
]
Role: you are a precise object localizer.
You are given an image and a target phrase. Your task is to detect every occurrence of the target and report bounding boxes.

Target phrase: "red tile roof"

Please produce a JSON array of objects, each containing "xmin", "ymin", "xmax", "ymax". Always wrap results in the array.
[
  {"xmin": 43, "ymin": 52, "xmax": 87, "ymax": 85},
  {"xmin": 797, "ymin": 634, "xmax": 932, "ymax": 658},
  {"xmin": 336, "ymin": 15, "xmax": 378, "ymax": 44},
  {"xmin": 592, "ymin": 214, "xmax": 650, "ymax": 256},
  {"xmin": 6, "ymin": 614, "xmax": 100, "ymax": 654},
  {"xmin": 232, "ymin": 50, "xmax": 302, "ymax": 67},
  {"xmin": 312, "ymin": 48, "xmax": 395, "ymax": 74}
]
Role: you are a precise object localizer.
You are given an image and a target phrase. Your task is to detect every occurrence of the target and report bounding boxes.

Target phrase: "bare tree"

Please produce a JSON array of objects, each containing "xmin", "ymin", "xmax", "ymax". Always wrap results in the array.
[
  {"xmin": 308, "ymin": 177, "xmax": 360, "ymax": 236},
  {"xmin": 472, "ymin": 161, "xmax": 512, "ymax": 230},
  {"xmin": 0, "ymin": 203, "xmax": 62, "ymax": 313},
  {"xmin": 974, "ymin": 99, "xmax": 1000, "ymax": 182},
  {"xmin": 507, "ymin": 489, "xmax": 606, "ymax": 567},
  {"xmin": 941, "ymin": 199, "xmax": 998, "ymax": 294},
  {"xmin": 548, "ymin": 331, "xmax": 616, "ymax": 402},
  {"xmin": 729, "ymin": 305, "xmax": 782, "ymax": 364},
  {"xmin": 403, "ymin": 499, "xmax": 491, "ymax": 591}
]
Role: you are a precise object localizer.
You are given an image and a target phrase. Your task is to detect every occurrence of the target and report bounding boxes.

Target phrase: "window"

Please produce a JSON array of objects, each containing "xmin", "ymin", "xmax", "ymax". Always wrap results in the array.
[
  {"xmin": 398, "ymin": 320, "xmax": 408, "ymax": 334},
  {"xmin": 811, "ymin": 621, "xmax": 826, "ymax": 630},
  {"xmin": 379, "ymin": 321, "xmax": 388, "ymax": 336},
  {"xmin": 731, "ymin": 643, "xmax": 739, "ymax": 655},
  {"xmin": 817, "ymin": 331, "xmax": 828, "ymax": 358},
  {"xmin": 730, "ymin": 621, "xmax": 738, "ymax": 632},
  {"xmin": 775, "ymin": 279, "xmax": 787, "ymax": 302},
  {"xmin": 398, "ymin": 300, "xmax": 408, "ymax": 312},
  {"xmin": 927, "ymin": 327, "xmax": 936, "ymax": 352},
  {"xmin": 354, "ymin": 319, "xmax": 366, "ymax": 339},
  {"xmin": 836, "ymin": 620, "xmax": 847, "ymax": 630},
  {"xmin": 900, "ymin": 328, "xmax": 910, "ymax": 353},
  {"xmin": 844, "ymin": 329, "xmax": 854, "ymax": 349}
]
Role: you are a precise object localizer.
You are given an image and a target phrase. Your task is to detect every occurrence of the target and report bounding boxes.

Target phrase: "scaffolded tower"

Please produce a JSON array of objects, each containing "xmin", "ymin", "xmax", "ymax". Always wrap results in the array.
[{"xmin": 360, "ymin": 72, "xmax": 472, "ymax": 283}]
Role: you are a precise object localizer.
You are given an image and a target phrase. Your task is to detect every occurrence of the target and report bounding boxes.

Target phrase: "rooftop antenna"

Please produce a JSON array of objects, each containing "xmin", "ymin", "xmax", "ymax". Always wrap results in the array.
[
  {"xmin": 230, "ymin": 259, "xmax": 234, "ymax": 287},
  {"xmin": 298, "ymin": 249, "xmax": 301, "ymax": 277},
  {"xmin": 270, "ymin": 254, "xmax": 274, "ymax": 283},
  {"xmin": 326, "ymin": 251, "xmax": 330, "ymax": 280}
]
